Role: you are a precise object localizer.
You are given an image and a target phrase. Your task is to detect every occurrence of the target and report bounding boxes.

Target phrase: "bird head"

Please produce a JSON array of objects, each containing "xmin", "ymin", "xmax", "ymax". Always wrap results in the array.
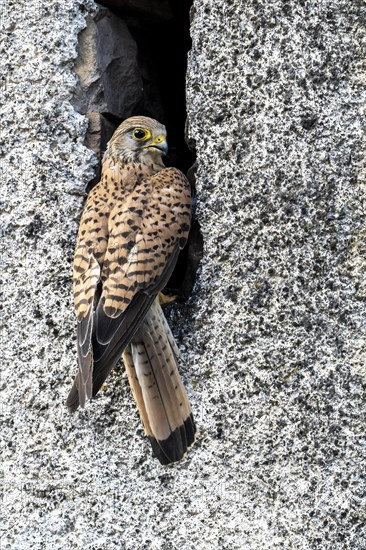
[{"xmin": 107, "ymin": 116, "xmax": 168, "ymax": 166}]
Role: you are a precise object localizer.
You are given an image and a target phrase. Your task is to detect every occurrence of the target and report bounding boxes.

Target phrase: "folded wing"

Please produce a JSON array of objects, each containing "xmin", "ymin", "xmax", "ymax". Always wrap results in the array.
[{"xmin": 67, "ymin": 167, "xmax": 191, "ymax": 415}]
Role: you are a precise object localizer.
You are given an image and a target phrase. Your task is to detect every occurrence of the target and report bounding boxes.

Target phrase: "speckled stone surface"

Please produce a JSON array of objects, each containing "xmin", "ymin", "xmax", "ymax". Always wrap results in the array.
[{"xmin": 1, "ymin": 0, "xmax": 366, "ymax": 549}]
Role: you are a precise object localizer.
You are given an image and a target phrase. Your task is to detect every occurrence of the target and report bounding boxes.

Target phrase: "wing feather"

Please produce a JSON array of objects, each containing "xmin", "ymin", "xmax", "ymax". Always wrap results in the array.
[
  {"xmin": 91, "ymin": 243, "xmax": 182, "ymax": 397},
  {"xmin": 67, "ymin": 186, "xmax": 109, "ymax": 412}
]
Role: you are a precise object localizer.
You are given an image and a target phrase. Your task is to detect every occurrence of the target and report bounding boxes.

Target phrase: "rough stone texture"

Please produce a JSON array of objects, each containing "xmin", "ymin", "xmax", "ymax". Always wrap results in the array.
[
  {"xmin": 84, "ymin": 112, "xmax": 116, "ymax": 182},
  {"xmin": 84, "ymin": 112, "xmax": 116, "ymax": 155},
  {"xmin": 72, "ymin": 7, "xmax": 166, "ymax": 163},
  {"xmin": 72, "ymin": 8, "xmax": 144, "ymax": 119},
  {"xmin": 186, "ymin": 0, "xmax": 366, "ymax": 548},
  {"xmin": 1, "ymin": 1, "xmax": 366, "ymax": 550},
  {"xmin": 99, "ymin": 0, "xmax": 172, "ymax": 20}
]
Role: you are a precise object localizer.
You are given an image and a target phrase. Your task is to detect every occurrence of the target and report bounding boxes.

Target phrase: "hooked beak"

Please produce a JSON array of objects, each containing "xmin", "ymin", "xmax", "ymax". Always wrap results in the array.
[{"xmin": 147, "ymin": 135, "xmax": 168, "ymax": 155}]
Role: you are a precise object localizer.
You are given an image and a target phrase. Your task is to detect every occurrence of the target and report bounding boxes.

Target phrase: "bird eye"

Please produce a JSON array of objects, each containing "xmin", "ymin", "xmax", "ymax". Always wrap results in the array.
[{"xmin": 133, "ymin": 128, "xmax": 150, "ymax": 141}]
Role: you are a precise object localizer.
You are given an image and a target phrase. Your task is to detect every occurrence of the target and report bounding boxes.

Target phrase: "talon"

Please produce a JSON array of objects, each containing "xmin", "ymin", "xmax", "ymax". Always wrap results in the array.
[{"xmin": 159, "ymin": 291, "xmax": 179, "ymax": 305}]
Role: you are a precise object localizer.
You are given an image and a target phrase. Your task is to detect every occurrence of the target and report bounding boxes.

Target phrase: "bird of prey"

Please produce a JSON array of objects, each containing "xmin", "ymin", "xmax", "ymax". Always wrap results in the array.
[{"xmin": 66, "ymin": 116, "xmax": 196, "ymax": 465}]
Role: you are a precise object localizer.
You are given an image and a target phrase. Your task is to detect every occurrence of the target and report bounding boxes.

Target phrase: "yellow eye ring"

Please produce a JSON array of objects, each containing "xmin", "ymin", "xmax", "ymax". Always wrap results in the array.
[{"xmin": 132, "ymin": 128, "xmax": 151, "ymax": 141}]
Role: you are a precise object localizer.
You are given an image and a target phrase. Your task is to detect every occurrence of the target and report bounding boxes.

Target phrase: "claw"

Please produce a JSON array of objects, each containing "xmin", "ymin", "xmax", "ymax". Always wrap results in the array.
[{"xmin": 158, "ymin": 291, "xmax": 179, "ymax": 305}]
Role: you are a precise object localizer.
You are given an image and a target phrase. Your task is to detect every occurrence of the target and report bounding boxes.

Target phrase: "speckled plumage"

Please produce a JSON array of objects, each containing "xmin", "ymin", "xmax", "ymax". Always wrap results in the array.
[{"xmin": 67, "ymin": 116, "xmax": 195, "ymax": 464}]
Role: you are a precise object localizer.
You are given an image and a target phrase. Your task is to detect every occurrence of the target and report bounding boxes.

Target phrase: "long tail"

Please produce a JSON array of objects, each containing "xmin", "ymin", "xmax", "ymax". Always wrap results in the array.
[{"xmin": 123, "ymin": 298, "xmax": 196, "ymax": 465}]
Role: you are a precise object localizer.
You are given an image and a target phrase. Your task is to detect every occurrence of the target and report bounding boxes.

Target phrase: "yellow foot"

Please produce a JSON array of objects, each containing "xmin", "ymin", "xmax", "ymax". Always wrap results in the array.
[{"xmin": 158, "ymin": 291, "xmax": 179, "ymax": 305}]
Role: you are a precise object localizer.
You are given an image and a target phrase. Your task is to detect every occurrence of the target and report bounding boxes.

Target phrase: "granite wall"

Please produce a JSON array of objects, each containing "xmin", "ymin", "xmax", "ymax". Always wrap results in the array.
[{"xmin": 2, "ymin": 0, "xmax": 366, "ymax": 548}]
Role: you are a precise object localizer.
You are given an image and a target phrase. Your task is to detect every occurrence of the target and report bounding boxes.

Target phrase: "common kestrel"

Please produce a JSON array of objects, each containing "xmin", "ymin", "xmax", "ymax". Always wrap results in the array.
[{"xmin": 67, "ymin": 116, "xmax": 196, "ymax": 464}]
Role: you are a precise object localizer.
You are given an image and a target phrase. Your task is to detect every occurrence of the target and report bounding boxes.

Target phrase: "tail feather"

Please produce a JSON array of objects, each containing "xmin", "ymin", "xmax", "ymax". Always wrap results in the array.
[
  {"xmin": 123, "ymin": 299, "xmax": 195, "ymax": 464},
  {"xmin": 123, "ymin": 345, "xmax": 153, "ymax": 435},
  {"xmin": 159, "ymin": 307, "xmax": 180, "ymax": 359},
  {"xmin": 148, "ymin": 414, "xmax": 196, "ymax": 465}
]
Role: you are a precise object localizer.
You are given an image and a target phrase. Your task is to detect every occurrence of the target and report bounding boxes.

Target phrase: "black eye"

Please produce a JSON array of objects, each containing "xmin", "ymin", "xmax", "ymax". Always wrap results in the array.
[{"xmin": 133, "ymin": 128, "xmax": 147, "ymax": 140}]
